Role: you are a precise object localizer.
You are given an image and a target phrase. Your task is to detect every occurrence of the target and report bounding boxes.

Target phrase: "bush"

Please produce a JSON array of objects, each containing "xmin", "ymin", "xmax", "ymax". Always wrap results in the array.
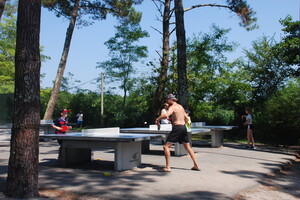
[{"xmin": 254, "ymin": 79, "xmax": 300, "ymax": 145}]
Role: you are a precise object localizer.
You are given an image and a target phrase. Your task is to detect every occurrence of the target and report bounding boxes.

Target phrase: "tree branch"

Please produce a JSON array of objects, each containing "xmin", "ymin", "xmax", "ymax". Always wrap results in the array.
[
  {"xmin": 155, "ymin": 50, "xmax": 162, "ymax": 60},
  {"xmin": 170, "ymin": 27, "xmax": 176, "ymax": 35},
  {"xmin": 151, "ymin": 25, "xmax": 163, "ymax": 35},
  {"xmin": 152, "ymin": 0, "xmax": 164, "ymax": 17},
  {"xmin": 184, "ymin": 4, "xmax": 231, "ymax": 12}
]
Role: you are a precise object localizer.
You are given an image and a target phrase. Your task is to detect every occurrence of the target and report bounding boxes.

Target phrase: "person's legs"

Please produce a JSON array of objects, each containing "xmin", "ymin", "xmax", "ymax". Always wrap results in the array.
[
  {"xmin": 162, "ymin": 142, "xmax": 172, "ymax": 171},
  {"xmin": 249, "ymin": 129, "xmax": 255, "ymax": 147},
  {"xmin": 77, "ymin": 121, "xmax": 83, "ymax": 128},
  {"xmin": 183, "ymin": 143, "xmax": 200, "ymax": 170},
  {"xmin": 247, "ymin": 128, "xmax": 251, "ymax": 146}
]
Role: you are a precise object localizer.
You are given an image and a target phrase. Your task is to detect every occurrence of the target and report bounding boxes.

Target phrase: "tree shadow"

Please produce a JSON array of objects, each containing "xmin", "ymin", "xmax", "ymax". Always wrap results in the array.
[
  {"xmin": 258, "ymin": 160, "xmax": 300, "ymax": 199},
  {"xmin": 219, "ymin": 154, "xmax": 300, "ymax": 199},
  {"xmin": 37, "ymin": 165, "xmax": 229, "ymax": 200},
  {"xmin": 151, "ymin": 190, "xmax": 228, "ymax": 200},
  {"xmin": 224, "ymin": 143, "xmax": 299, "ymax": 156}
]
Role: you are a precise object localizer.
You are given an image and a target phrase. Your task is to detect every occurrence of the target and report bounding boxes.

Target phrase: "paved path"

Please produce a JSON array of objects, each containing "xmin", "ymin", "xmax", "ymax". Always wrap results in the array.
[{"xmin": 0, "ymin": 129, "xmax": 298, "ymax": 199}]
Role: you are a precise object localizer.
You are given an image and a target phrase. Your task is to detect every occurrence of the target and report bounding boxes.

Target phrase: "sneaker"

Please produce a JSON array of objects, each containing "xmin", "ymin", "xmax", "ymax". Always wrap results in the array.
[
  {"xmin": 249, "ymin": 146, "xmax": 256, "ymax": 150},
  {"xmin": 245, "ymin": 145, "xmax": 250, "ymax": 149}
]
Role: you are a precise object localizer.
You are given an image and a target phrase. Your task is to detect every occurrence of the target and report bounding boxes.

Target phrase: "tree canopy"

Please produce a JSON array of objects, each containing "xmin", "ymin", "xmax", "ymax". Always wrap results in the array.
[{"xmin": 277, "ymin": 15, "xmax": 300, "ymax": 74}]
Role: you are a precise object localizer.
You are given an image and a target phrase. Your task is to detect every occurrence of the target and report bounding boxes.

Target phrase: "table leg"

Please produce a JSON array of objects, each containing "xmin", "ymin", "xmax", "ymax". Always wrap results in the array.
[
  {"xmin": 174, "ymin": 143, "xmax": 187, "ymax": 156},
  {"xmin": 211, "ymin": 130, "xmax": 223, "ymax": 147},
  {"xmin": 115, "ymin": 141, "xmax": 142, "ymax": 171},
  {"xmin": 174, "ymin": 133, "xmax": 192, "ymax": 156}
]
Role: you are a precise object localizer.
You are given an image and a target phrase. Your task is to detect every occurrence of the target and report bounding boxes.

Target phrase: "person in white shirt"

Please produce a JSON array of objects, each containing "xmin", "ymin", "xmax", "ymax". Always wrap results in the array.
[
  {"xmin": 242, "ymin": 107, "xmax": 255, "ymax": 149},
  {"xmin": 76, "ymin": 111, "xmax": 83, "ymax": 129},
  {"xmin": 160, "ymin": 103, "xmax": 171, "ymax": 124}
]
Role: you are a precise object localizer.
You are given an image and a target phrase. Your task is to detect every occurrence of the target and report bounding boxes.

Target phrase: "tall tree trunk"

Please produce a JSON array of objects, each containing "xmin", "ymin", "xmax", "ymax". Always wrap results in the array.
[
  {"xmin": 174, "ymin": 0, "xmax": 188, "ymax": 109},
  {"xmin": 5, "ymin": 0, "xmax": 41, "ymax": 198},
  {"xmin": 0, "ymin": 0, "xmax": 6, "ymax": 20},
  {"xmin": 153, "ymin": 0, "xmax": 171, "ymax": 116},
  {"xmin": 43, "ymin": 0, "xmax": 80, "ymax": 120}
]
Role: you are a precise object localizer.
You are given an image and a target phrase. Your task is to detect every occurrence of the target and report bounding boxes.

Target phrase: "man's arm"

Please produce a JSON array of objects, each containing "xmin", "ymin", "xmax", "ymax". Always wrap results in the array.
[{"xmin": 184, "ymin": 113, "xmax": 189, "ymax": 123}]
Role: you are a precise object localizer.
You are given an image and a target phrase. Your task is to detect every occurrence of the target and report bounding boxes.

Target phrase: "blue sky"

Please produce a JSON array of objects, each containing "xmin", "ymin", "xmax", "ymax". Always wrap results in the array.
[{"xmin": 40, "ymin": 0, "xmax": 300, "ymax": 93}]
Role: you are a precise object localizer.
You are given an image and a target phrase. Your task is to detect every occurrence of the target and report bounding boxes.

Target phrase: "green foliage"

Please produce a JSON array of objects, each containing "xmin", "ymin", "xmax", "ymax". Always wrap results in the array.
[
  {"xmin": 0, "ymin": 2, "xmax": 49, "ymax": 94},
  {"xmin": 264, "ymin": 79, "xmax": 300, "ymax": 129},
  {"xmin": 241, "ymin": 36, "xmax": 292, "ymax": 105},
  {"xmin": 167, "ymin": 25, "xmax": 238, "ymax": 102},
  {"xmin": 277, "ymin": 15, "xmax": 300, "ymax": 71},
  {"xmin": 189, "ymin": 102, "xmax": 213, "ymax": 122},
  {"xmin": 56, "ymin": 91, "xmax": 74, "ymax": 113},
  {"xmin": 123, "ymin": 77, "xmax": 154, "ymax": 126},
  {"xmin": 164, "ymin": 25, "xmax": 245, "ymax": 124},
  {"xmin": 68, "ymin": 91, "xmax": 102, "ymax": 126},
  {"xmin": 0, "ymin": 2, "xmax": 17, "ymax": 93},
  {"xmin": 211, "ymin": 60, "xmax": 253, "ymax": 108},
  {"xmin": 189, "ymin": 102, "xmax": 234, "ymax": 125},
  {"xmin": 254, "ymin": 79, "xmax": 300, "ymax": 145},
  {"xmin": 101, "ymin": 92, "xmax": 123, "ymax": 126},
  {"xmin": 40, "ymin": 80, "xmax": 156, "ymax": 127},
  {"xmin": 187, "ymin": 25, "xmax": 238, "ymax": 102},
  {"xmin": 40, "ymin": 88, "xmax": 52, "ymax": 117}
]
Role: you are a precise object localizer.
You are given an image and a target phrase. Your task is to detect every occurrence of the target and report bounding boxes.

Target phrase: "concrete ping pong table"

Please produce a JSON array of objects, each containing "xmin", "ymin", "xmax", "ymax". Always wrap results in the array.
[
  {"xmin": 191, "ymin": 125, "xmax": 238, "ymax": 147},
  {"xmin": 120, "ymin": 125, "xmax": 212, "ymax": 156},
  {"xmin": 39, "ymin": 127, "xmax": 163, "ymax": 171}
]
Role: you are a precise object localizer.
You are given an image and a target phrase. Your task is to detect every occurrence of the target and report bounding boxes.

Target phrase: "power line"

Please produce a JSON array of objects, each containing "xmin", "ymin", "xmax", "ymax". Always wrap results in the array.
[{"xmin": 74, "ymin": 77, "xmax": 98, "ymax": 88}]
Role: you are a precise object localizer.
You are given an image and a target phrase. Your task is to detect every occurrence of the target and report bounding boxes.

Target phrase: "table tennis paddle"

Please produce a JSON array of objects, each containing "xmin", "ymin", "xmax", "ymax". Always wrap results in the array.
[{"xmin": 61, "ymin": 126, "xmax": 68, "ymax": 132}]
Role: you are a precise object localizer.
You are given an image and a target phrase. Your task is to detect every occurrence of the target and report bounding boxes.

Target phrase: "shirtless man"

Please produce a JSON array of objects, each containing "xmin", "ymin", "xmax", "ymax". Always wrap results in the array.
[{"xmin": 155, "ymin": 94, "xmax": 200, "ymax": 172}]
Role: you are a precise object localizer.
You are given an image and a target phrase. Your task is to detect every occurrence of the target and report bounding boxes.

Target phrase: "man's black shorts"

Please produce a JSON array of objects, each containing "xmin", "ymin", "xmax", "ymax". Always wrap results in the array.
[{"xmin": 166, "ymin": 125, "xmax": 189, "ymax": 144}]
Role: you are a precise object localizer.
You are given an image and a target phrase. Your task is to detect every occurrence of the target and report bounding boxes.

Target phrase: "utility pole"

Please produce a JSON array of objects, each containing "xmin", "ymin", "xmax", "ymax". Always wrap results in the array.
[{"xmin": 101, "ymin": 72, "xmax": 104, "ymax": 126}]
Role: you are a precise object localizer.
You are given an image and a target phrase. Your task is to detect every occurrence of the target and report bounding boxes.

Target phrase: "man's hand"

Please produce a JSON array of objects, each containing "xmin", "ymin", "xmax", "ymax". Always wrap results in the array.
[
  {"xmin": 155, "ymin": 118, "xmax": 160, "ymax": 126},
  {"xmin": 155, "ymin": 118, "xmax": 161, "ymax": 130}
]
